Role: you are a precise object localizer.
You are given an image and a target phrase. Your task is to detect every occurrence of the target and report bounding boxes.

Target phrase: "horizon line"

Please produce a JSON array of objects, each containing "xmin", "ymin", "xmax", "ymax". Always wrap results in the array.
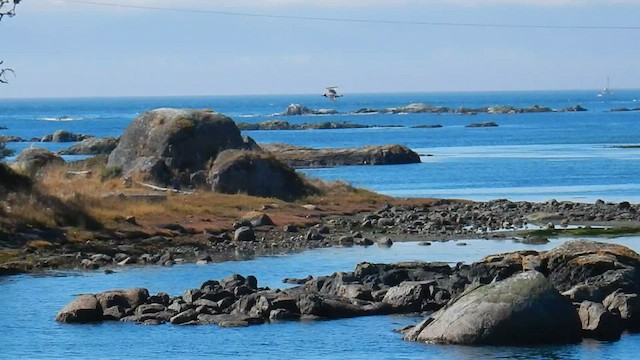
[{"xmin": 1, "ymin": 87, "xmax": 639, "ymax": 101}]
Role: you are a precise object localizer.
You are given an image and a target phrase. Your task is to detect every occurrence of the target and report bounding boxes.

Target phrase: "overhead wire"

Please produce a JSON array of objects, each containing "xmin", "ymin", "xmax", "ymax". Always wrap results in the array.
[{"xmin": 56, "ymin": 0, "xmax": 640, "ymax": 31}]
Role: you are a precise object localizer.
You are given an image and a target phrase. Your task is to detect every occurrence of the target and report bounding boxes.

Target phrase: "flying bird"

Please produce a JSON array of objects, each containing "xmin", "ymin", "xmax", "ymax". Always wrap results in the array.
[{"xmin": 322, "ymin": 86, "xmax": 343, "ymax": 101}]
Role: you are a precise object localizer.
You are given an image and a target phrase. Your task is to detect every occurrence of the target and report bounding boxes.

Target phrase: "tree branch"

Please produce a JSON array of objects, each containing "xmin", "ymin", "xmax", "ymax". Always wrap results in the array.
[
  {"xmin": 0, "ymin": 0, "xmax": 20, "ymax": 21},
  {"xmin": 0, "ymin": 61, "xmax": 15, "ymax": 84},
  {"xmin": 1, "ymin": 1, "xmax": 20, "ymax": 84}
]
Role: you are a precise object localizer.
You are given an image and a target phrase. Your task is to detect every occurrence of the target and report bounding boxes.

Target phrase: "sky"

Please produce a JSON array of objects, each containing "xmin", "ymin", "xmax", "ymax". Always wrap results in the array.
[{"xmin": 1, "ymin": 0, "xmax": 639, "ymax": 98}]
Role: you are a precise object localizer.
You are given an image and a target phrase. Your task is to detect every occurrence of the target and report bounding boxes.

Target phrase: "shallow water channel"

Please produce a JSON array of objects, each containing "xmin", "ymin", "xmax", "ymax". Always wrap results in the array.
[{"xmin": 2, "ymin": 237, "xmax": 640, "ymax": 359}]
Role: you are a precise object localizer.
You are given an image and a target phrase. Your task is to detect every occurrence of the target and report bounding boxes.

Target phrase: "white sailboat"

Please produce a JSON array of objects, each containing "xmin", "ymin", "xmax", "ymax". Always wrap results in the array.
[{"xmin": 597, "ymin": 77, "xmax": 613, "ymax": 97}]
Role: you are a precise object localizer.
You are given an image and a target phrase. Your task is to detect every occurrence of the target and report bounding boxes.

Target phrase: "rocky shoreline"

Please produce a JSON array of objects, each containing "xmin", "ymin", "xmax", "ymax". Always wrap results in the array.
[
  {"xmin": 56, "ymin": 239, "xmax": 640, "ymax": 345},
  {"xmin": 2, "ymin": 198, "xmax": 639, "ymax": 276}
]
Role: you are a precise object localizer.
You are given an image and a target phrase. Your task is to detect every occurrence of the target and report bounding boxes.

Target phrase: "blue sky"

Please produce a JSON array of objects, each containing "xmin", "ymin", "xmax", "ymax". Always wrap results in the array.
[{"xmin": 1, "ymin": 0, "xmax": 639, "ymax": 98}]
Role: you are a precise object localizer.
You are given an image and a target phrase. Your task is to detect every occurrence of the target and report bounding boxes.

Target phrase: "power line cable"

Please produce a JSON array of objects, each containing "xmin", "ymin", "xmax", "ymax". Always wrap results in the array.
[{"xmin": 57, "ymin": 0, "xmax": 640, "ymax": 31}]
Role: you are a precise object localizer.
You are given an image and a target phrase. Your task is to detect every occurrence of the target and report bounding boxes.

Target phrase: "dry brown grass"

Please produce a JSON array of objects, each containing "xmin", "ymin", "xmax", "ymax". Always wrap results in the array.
[
  {"xmin": 30, "ymin": 159, "xmax": 304, "ymax": 230},
  {"xmin": 2, "ymin": 156, "xmax": 415, "ymax": 244}
]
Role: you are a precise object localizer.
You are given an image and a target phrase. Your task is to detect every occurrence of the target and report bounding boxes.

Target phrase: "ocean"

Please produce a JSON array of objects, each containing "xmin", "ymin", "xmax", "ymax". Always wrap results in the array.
[
  {"xmin": 1, "ymin": 90, "xmax": 640, "ymax": 359},
  {"xmin": 1, "ymin": 90, "xmax": 639, "ymax": 202},
  {"xmin": 3, "ymin": 238, "xmax": 640, "ymax": 359}
]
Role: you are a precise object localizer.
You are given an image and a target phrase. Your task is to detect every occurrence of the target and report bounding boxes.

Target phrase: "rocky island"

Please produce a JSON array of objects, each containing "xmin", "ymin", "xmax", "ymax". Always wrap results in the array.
[{"xmin": 56, "ymin": 239, "xmax": 640, "ymax": 345}]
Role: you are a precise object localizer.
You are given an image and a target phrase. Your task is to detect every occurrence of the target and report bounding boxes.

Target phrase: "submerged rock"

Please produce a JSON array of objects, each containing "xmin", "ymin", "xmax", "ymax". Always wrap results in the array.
[{"xmin": 465, "ymin": 122, "xmax": 499, "ymax": 128}]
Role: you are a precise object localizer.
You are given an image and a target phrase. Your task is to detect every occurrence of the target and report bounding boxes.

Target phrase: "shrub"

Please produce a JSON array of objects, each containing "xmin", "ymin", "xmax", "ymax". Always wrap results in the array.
[
  {"xmin": 0, "ymin": 141, "xmax": 13, "ymax": 159},
  {"xmin": 100, "ymin": 166, "xmax": 122, "ymax": 181}
]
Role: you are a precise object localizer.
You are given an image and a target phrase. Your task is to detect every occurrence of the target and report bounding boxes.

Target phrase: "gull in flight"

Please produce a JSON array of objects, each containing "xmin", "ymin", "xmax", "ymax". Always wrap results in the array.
[{"xmin": 322, "ymin": 86, "xmax": 343, "ymax": 101}]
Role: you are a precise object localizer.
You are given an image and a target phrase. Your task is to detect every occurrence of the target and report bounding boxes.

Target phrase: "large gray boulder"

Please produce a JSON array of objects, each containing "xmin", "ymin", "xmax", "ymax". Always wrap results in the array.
[
  {"xmin": 107, "ymin": 108, "xmax": 247, "ymax": 177},
  {"xmin": 14, "ymin": 147, "xmax": 65, "ymax": 176},
  {"xmin": 207, "ymin": 150, "xmax": 313, "ymax": 200},
  {"xmin": 406, "ymin": 271, "xmax": 582, "ymax": 345}
]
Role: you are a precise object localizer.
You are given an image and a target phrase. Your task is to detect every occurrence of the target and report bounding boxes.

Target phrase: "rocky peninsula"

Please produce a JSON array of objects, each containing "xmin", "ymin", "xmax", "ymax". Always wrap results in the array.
[
  {"xmin": 56, "ymin": 240, "xmax": 640, "ymax": 345},
  {"xmin": 261, "ymin": 143, "xmax": 421, "ymax": 168},
  {"xmin": 2, "ymin": 107, "xmax": 640, "ymax": 278}
]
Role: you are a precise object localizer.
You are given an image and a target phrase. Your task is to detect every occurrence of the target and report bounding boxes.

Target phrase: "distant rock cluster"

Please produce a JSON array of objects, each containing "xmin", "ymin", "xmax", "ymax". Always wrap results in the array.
[
  {"xmin": 235, "ymin": 119, "xmax": 400, "ymax": 131},
  {"xmin": 0, "ymin": 129, "xmax": 94, "ymax": 143},
  {"xmin": 277, "ymin": 103, "xmax": 589, "ymax": 116},
  {"xmin": 610, "ymin": 107, "xmax": 640, "ymax": 112}
]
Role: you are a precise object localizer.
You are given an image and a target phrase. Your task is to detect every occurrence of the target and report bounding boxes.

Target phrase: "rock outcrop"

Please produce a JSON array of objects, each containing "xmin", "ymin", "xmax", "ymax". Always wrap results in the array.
[
  {"xmin": 56, "ymin": 274, "xmax": 387, "ymax": 326},
  {"xmin": 207, "ymin": 150, "xmax": 313, "ymax": 200},
  {"xmin": 107, "ymin": 108, "xmax": 248, "ymax": 181},
  {"xmin": 261, "ymin": 143, "xmax": 421, "ymax": 168},
  {"xmin": 41, "ymin": 130, "xmax": 93, "ymax": 143},
  {"xmin": 281, "ymin": 104, "xmax": 338, "ymax": 116},
  {"xmin": 543, "ymin": 240, "xmax": 640, "ymax": 297},
  {"xmin": 55, "ymin": 240, "xmax": 640, "ymax": 344},
  {"xmin": 0, "ymin": 135, "xmax": 26, "ymax": 143},
  {"xmin": 236, "ymin": 120, "xmax": 375, "ymax": 131},
  {"xmin": 13, "ymin": 147, "xmax": 65, "ymax": 176},
  {"xmin": 60, "ymin": 137, "xmax": 118, "ymax": 155}
]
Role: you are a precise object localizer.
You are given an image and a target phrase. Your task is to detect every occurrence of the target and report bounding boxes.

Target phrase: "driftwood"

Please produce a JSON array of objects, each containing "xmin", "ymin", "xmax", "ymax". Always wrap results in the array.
[
  {"xmin": 101, "ymin": 192, "xmax": 167, "ymax": 202},
  {"xmin": 136, "ymin": 182, "xmax": 195, "ymax": 195},
  {"xmin": 66, "ymin": 170, "xmax": 92, "ymax": 177}
]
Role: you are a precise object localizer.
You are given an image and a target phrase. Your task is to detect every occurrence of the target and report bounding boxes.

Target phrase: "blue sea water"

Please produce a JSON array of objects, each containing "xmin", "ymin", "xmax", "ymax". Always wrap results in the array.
[
  {"xmin": 2, "ymin": 90, "xmax": 640, "ymax": 359},
  {"xmin": 2, "ymin": 237, "xmax": 640, "ymax": 360},
  {"xmin": 1, "ymin": 90, "xmax": 639, "ymax": 202}
]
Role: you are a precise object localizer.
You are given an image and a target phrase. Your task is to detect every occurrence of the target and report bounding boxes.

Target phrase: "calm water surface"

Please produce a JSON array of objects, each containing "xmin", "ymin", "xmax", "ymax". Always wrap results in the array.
[{"xmin": 2, "ymin": 237, "xmax": 640, "ymax": 359}]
